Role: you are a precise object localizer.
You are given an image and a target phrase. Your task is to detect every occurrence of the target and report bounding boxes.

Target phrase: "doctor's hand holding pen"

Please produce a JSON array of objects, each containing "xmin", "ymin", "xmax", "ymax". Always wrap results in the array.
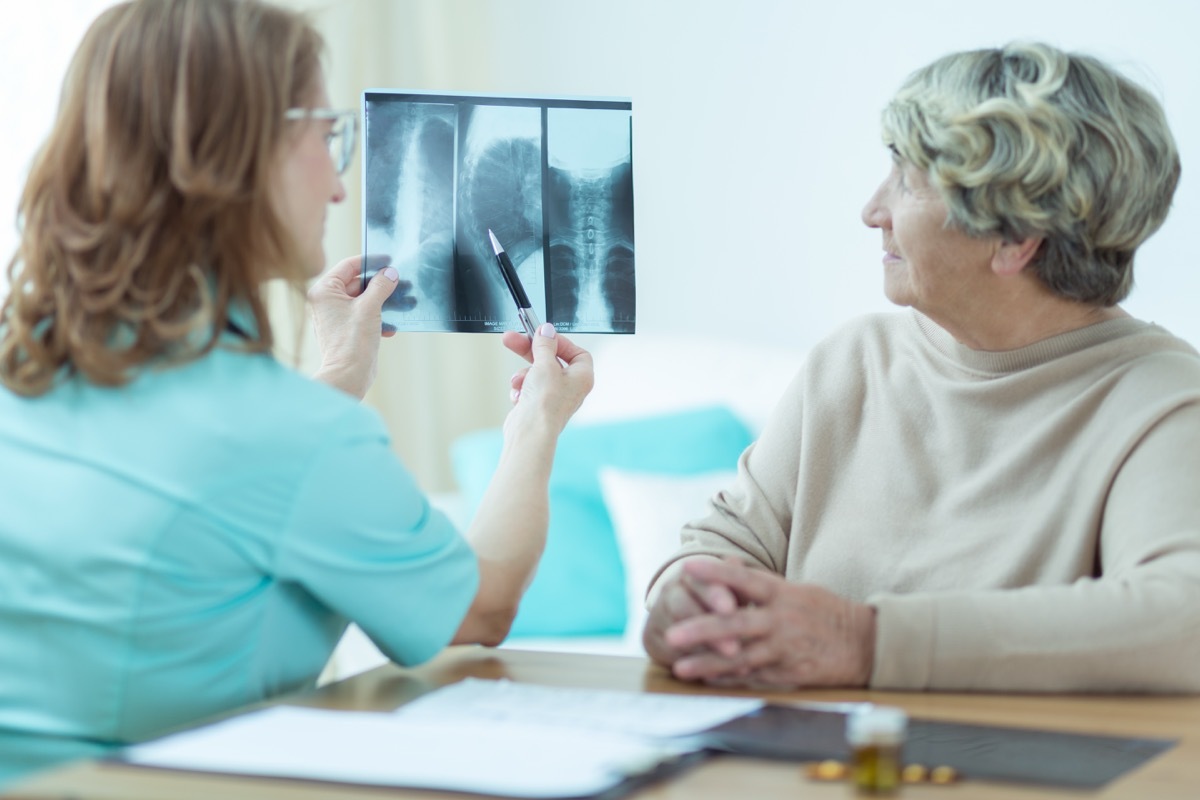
[
  {"xmin": 502, "ymin": 325, "xmax": 593, "ymax": 438},
  {"xmin": 487, "ymin": 227, "xmax": 592, "ymax": 437}
]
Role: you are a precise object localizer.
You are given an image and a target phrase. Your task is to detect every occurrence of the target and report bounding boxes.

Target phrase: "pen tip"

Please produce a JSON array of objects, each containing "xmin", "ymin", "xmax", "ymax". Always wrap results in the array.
[{"xmin": 487, "ymin": 229, "xmax": 502, "ymax": 255}]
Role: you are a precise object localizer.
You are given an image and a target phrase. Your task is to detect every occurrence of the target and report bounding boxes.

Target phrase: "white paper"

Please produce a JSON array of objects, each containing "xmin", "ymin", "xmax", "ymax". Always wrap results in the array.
[
  {"xmin": 122, "ymin": 680, "xmax": 762, "ymax": 797},
  {"xmin": 395, "ymin": 678, "xmax": 764, "ymax": 739},
  {"xmin": 124, "ymin": 706, "xmax": 687, "ymax": 798}
]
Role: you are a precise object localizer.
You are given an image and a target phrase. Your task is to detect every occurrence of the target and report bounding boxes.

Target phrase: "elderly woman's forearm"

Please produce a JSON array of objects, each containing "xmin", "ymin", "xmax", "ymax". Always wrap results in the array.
[{"xmin": 869, "ymin": 564, "xmax": 1200, "ymax": 693}]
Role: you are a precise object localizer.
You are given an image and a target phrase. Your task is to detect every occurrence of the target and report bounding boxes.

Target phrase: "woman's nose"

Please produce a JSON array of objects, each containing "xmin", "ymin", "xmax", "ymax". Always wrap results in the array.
[{"xmin": 861, "ymin": 180, "xmax": 889, "ymax": 229}]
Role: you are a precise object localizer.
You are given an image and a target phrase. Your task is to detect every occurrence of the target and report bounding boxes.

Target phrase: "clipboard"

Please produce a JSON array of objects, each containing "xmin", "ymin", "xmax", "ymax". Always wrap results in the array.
[{"xmin": 698, "ymin": 703, "xmax": 1177, "ymax": 790}]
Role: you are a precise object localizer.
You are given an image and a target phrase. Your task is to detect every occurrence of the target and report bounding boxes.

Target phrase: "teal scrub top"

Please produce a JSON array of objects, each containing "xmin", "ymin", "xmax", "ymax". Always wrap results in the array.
[{"xmin": 0, "ymin": 342, "xmax": 479, "ymax": 747}]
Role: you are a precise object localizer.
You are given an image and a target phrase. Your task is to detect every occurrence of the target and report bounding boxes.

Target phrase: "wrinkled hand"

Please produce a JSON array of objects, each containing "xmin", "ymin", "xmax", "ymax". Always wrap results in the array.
[
  {"xmin": 309, "ymin": 255, "xmax": 410, "ymax": 399},
  {"xmin": 664, "ymin": 558, "xmax": 876, "ymax": 689},
  {"xmin": 500, "ymin": 325, "xmax": 593, "ymax": 438},
  {"xmin": 643, "ymin": 558, "xmax": 743, "ymax": 667}
]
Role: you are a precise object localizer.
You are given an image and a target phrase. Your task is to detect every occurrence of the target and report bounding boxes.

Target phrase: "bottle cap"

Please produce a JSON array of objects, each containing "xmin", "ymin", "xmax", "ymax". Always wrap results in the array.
[{"xmin": 846, "ymin": 705, "xmax": 908, "ymax": 746}]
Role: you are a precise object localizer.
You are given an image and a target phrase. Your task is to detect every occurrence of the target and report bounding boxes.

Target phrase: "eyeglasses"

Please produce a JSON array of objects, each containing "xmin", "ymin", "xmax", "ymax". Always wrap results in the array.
[{"xmin": 284, "ymin": 107, "xmax": 358, "ymax": 175}]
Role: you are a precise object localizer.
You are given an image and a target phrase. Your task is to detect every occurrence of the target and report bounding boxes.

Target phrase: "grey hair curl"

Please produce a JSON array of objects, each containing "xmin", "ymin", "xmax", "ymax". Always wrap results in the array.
[{"xmin": 882, "ymin": 42, "xmax": 1179, "ymax": 305}]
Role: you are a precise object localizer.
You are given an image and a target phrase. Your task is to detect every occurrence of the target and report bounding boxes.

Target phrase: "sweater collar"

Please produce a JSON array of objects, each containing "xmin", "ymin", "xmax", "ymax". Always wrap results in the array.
[{"xmin": 911, "ymin": 310, "xmax": 1153, "ymax": 375}]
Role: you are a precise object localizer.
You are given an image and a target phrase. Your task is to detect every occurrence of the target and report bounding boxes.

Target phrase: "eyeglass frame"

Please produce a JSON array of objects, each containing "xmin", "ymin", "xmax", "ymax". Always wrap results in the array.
[{"xmin": 283, "ymin": 107, "xmax": 358, "ymax": 176}]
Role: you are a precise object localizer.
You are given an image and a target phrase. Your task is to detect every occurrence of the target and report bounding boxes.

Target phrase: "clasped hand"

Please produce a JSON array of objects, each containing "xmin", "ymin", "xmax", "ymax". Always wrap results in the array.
[{"xmin": 644, "ymin": 557, "xmax": 877, "ymax": 689}]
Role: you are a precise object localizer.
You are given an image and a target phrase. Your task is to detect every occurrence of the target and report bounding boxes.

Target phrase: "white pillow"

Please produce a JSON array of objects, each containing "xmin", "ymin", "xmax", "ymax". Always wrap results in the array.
[{"xmin": 598, "ymin": 467, "xmax": 738, "ymax": 647}]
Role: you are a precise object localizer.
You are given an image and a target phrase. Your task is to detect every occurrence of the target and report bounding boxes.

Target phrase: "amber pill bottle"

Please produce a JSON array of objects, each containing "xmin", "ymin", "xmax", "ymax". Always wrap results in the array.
[{"xmin": 846, "ymin": 706, "xmax": 908, "ymax": 795}]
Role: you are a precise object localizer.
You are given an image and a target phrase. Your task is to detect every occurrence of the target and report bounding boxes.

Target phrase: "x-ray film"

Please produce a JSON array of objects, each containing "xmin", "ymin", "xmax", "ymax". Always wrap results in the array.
[{"xmin": 363, "ymin": 90, "xmax": 635, "ymax": 334}]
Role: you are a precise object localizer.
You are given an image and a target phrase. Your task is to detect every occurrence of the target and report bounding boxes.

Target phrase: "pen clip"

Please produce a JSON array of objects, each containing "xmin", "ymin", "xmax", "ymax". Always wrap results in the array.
[{"xmin": 518, "ymin": 307, "xmax": 540, "ymax": 339}]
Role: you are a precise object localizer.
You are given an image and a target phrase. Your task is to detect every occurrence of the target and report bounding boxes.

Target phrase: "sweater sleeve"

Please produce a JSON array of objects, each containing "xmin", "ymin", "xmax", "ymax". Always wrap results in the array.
[
  {"xmin": 645, "ymin": 370, "xmax": 807, "ymax": 594},
  {"xmin": 870, "ymin": 401, "xmax": 1200, "ymax": 692}
]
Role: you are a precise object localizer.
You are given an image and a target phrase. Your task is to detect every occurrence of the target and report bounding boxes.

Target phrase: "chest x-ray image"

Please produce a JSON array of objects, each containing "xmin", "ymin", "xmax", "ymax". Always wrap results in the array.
[{"xmin": 363, "ymin": 91, "xmax": 635, "ymax": 334}]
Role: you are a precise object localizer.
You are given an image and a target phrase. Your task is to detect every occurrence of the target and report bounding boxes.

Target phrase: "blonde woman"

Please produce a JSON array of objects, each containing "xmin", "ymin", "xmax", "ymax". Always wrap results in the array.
[
  {"xmin": 645, "ymin": 42, "xmax": 1200, "ymax": 694},
  {"xmin": 0, "ymin": 0, "xmax": 592, "ymax": 763}
]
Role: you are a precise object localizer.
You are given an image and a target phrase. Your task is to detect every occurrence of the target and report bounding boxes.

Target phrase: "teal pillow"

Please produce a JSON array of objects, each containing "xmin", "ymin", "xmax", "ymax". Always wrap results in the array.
[{"xmin": 450, "ymin": 406, "xmax": 753, "ymax": 637}]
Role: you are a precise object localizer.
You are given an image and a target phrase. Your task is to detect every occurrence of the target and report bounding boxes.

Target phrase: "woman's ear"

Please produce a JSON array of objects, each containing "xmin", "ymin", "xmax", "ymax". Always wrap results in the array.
[{"xmin": 992, "ymin": 236, "xmax": 1044, "ymax": 278}]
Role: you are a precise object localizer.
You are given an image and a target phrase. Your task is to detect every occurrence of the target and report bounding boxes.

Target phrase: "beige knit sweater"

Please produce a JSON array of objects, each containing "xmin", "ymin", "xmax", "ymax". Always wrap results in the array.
[{"xmin": 652, "ymin": 311, "xmax": 1200, "ymax": 692}]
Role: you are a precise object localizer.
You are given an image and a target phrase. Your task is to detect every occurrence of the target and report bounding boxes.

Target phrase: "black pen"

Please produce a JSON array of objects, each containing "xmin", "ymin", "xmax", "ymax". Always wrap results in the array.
[{"xmin": 488, "ymin": 229, "xmax": 541, "ymax": 339}]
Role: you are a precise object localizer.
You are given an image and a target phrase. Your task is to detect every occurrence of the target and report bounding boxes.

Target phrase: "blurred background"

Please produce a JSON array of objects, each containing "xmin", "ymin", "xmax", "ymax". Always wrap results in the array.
[{"xmin": 2, "ymin": 0, "xmax": 1197, "ymax": 491}]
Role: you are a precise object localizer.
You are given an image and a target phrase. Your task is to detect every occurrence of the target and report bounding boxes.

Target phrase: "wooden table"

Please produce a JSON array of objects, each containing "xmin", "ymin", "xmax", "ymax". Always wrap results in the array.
[{"xmin": 5, "ymin": 646, "xmax": 1199, "ymax": 799}]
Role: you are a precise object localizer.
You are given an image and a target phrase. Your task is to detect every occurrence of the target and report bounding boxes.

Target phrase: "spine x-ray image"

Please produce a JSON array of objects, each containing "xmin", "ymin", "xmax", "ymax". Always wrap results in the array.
[{"xmin": 363, "ymin": 91, "xmax": 635, "ymax": 334}]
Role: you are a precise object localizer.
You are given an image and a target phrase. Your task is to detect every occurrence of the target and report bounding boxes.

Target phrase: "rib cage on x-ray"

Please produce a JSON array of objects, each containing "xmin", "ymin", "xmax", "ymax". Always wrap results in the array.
[
  {"xmin": 363, "ymin": 91, "xmax": 635, "ymax": 334},
  {"xmin": 457, "ymin": 104, "xmax": 545, "ymax": 328}
]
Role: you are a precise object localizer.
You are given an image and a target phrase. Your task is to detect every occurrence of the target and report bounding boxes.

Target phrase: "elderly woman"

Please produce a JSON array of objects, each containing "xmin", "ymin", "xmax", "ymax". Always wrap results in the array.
[
  {"xmin": 644, "ymin": 42, "xmax": 1200, "ymax": 693},
  {"xmin": 0, "ymin": 0, "xmax": 592, "ymax": 771}
]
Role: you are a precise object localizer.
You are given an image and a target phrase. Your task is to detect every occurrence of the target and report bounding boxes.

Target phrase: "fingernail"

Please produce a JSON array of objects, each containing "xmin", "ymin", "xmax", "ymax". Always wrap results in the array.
[
  {"xmin": 538, "ymin": 323, "xmax": 556, "ymax": 338},
  {"xmin": 510, "ymin": 389, "xmax": 520, "ymax": 404},
  {"xmin": 383, "ymin": 267, "xmax": 399, "ymax": 281}
]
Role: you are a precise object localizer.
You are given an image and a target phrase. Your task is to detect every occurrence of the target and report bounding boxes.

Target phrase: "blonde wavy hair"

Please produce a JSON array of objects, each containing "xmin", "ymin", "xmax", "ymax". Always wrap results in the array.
[
  {"xmin": 0, "ymin": 0, "xmax": 323, "ymax": 396},
  {"xmin": 882, "ymin": 42, "xmax": 1180, "ymax": 306}
]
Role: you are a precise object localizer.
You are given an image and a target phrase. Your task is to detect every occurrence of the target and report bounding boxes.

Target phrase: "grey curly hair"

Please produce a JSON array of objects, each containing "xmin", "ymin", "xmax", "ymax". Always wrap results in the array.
[{"xmin": 881, "ymin": 42, "xmax": 1180, "ymax": 306}]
